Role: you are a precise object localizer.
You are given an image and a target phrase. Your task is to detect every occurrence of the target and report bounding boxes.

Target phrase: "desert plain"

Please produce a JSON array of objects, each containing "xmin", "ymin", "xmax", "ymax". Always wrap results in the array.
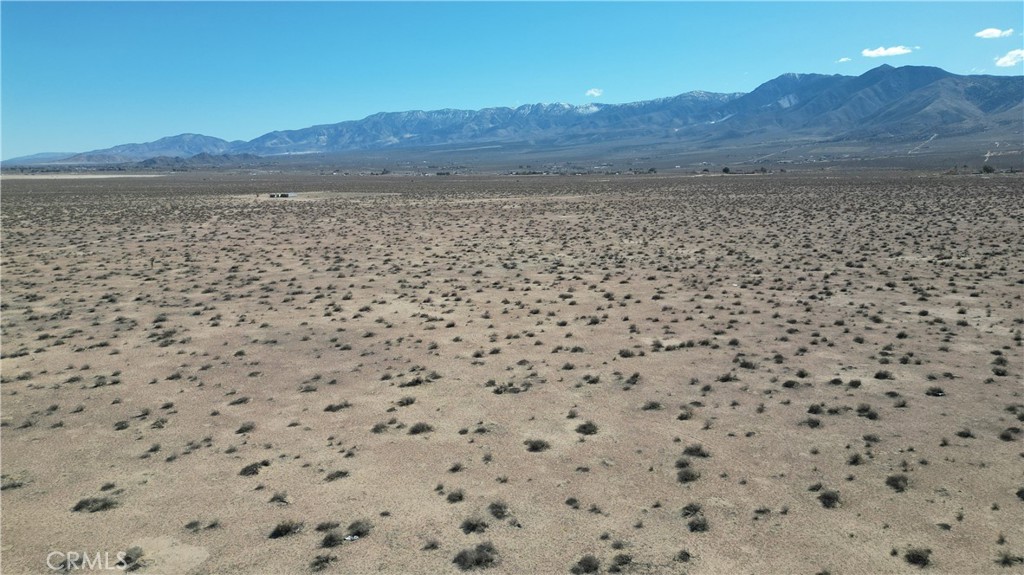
[{"xmin": 1, "ymin": 170, "xmax": 1021, "ymax": 574}]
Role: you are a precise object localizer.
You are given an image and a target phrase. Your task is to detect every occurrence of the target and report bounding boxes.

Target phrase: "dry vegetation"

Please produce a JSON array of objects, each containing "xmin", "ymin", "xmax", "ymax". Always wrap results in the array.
[{"xmin": 1, "ymin": 171, "xmax": 1022, "ymax": 574}]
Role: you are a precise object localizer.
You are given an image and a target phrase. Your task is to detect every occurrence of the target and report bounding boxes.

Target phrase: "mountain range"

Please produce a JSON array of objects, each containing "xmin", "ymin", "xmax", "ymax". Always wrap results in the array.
[{"xmin": 8, "ymin": 65, "xmax": 1022, "ymax": 166}]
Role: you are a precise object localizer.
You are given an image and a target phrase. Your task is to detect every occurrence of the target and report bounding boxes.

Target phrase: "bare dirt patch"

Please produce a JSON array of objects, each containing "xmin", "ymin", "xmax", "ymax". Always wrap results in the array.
[{"xmin": 1, "ymin": 174, "xmax": 166, "ymax": 180}]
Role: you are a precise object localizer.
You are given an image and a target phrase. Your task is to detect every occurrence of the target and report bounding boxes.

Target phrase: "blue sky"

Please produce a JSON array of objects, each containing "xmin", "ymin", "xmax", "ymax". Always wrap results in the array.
[{"xmin": 2, "ymin": 1, "xmax": 1022, "ymax": 159}]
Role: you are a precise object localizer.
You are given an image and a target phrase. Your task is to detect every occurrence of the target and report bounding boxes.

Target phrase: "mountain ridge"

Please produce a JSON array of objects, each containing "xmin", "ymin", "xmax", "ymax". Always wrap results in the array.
[{"xmin": 12, "ymin": 65, "xmax": 1022, "ymax": 166}]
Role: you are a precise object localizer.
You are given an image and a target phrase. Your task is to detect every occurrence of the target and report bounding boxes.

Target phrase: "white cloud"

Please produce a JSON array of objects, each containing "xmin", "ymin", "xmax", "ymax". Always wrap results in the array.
[
  {"xmin": 585, "ymin": 88, "xmax": 603, "ymax": 98},
  {"xmin": 862, "ymin": 45, "xmax": 913, "ymax": 58},
  {"xmin": 836, "ymin": 57, "xmax": 852, "ymax": 63},
  {"xmin": 975, "ymin": 28, "xmax": 1013, "ymax": 39},
  {"xmin": 995, "ymin": 49, "xmax": 1024, "ymax": 67}
]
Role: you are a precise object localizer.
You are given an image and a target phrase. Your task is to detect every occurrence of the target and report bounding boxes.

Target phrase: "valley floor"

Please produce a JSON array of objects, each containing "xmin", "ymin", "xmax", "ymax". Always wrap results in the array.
[{"xmin": 1, "ymin": 172, "xmax": 1022, "ymax": 574}]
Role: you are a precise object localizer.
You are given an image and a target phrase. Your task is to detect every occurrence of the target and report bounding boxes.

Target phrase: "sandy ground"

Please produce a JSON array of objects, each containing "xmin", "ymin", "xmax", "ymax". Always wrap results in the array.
[
  {"xmin": 0, "ymin": 174, "xmax": 167, "ymax": 180},
  {"xmin": 1, "ymin": 171, "xmax": 1022, "ymax": 575}
]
